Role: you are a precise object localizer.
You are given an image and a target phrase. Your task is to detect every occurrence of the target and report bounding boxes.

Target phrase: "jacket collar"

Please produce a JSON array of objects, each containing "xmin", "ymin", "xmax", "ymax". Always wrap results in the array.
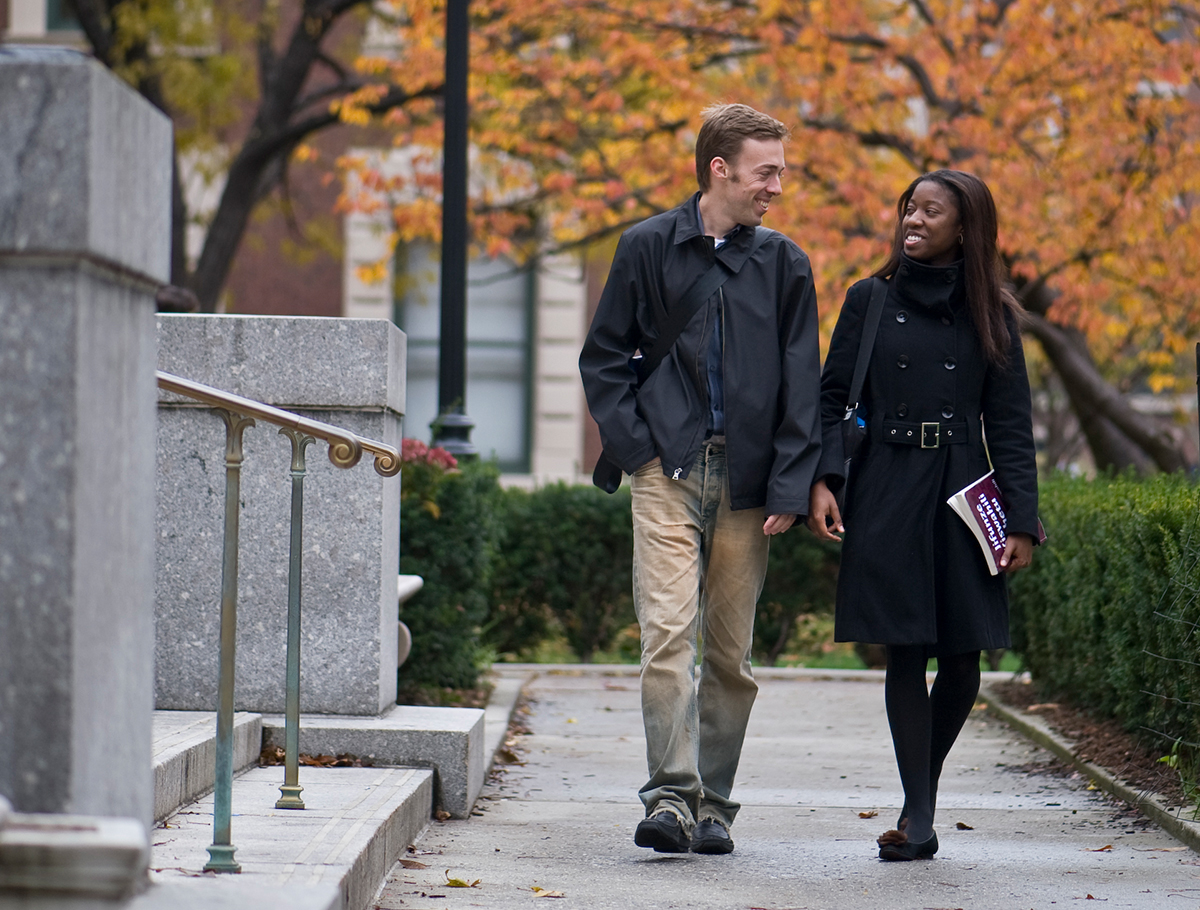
[
  {"xmin": 673, "ymin": 193, "xmax": 763, "ymax": 273},
  {"xmin": 894, "ymin": 253, "xmax": 965, "ymax": 313}
]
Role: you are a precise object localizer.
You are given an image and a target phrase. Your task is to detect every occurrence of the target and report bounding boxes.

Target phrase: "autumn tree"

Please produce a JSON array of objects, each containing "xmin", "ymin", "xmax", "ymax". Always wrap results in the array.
[
  {"xmin": 348, "ymin": 0, "xmax": 1200, "ymax": 473},
  {"xmin": 64, "ymin": 0, "xmax": 1200, "ymax": 471},
  {"xmin": 65, "ymin": 0, "xmax": 443, "ymax": 311}
]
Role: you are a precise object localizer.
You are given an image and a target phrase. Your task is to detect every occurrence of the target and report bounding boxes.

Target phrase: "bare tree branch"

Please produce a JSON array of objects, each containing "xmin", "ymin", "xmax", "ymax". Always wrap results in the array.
[
  {"xmin": 801, "ymin": 117, "xmax": 923, "ymax": 169},
  {"xmin": 1020, "ymin": 307, "xmax": 1188, "ymax": 473},
  {"xmin": 907, "ymin": 0, "xmax": 956, "ymax": 58}
]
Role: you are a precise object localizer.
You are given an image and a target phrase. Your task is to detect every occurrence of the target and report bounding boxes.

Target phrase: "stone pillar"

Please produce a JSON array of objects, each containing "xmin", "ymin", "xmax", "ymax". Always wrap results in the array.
[
  {"xmin": 0, "ymin": 47, "xmax": 171, "ymax": 828},
  {"xmin": 155, "ymin": 315, "xmax": 406, "ymax": 715}
]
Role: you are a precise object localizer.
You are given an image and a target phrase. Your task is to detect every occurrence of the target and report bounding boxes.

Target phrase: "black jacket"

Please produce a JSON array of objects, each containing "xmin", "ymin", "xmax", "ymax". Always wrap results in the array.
[
  {"xmin": 817, "ymin": 259, "xmax": 1039, "ymax": 651},
  {"xmin": 579, "ymin": 195, "xmax": 822, "ymax": 516}
]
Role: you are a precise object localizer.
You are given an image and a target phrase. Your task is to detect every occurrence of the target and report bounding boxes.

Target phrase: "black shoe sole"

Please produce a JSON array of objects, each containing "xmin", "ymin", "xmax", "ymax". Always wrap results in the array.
[{"xmin": 690, "ymin": 835, "xmax": 735, "ymax": 855}]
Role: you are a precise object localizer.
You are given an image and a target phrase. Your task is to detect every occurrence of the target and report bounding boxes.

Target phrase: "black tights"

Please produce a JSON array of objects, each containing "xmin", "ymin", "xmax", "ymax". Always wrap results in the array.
[{"xmin": 884, "ymin": 646, "xmax": 981, "ymax": 842}]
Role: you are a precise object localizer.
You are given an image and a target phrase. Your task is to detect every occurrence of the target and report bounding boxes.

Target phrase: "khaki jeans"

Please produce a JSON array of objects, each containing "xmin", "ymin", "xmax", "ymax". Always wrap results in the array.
[{"xmin": 630, "ymin": 439, "xmax": 769, "ymax": 830}]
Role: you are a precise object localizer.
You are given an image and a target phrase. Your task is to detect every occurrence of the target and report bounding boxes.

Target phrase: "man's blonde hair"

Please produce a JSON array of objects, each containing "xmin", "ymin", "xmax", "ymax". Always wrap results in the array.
[{"xmin": 695, "ymin": 103, "xmax": 789, "ymax": 192}]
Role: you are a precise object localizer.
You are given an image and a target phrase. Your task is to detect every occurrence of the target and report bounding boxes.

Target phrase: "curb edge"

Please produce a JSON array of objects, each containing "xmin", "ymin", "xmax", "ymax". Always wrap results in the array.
[{"xmin": 979, "ymin": 681, "xmax": 1200, "ymax": 855}]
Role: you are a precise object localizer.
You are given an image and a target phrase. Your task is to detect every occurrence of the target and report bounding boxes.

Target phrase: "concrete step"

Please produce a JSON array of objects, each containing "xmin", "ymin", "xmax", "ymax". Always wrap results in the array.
[
  {"xmin": 149, "ymin": 766, "xmax": 433, "ymax": 910},
  {"xmin": 152, "ymin": 711, "xmax": 262, "ymax": 823},
  {"xmin": 261, "ymin": 705, "xmax": 484, "ymax": 820}
]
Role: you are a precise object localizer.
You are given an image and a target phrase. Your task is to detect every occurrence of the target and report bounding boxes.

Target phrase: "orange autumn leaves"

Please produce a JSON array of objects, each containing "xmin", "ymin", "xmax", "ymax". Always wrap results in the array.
[{"xmin": 341, "ymin": 0, "xmax": 1200, "ymax": 392}]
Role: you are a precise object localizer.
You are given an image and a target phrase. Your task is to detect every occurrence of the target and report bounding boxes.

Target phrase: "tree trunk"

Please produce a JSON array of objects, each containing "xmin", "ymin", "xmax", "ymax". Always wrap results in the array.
[
  {"xmin": 1021, "ymin": 311, "xmax": 1187, "ymax": 474},
  {"xmin": 189, "ymin": 147, "xmax": 270, "ymax": 311},
  {"xmin": 170, "ymin": 151, "xmax": 188, "ymax": 286}
]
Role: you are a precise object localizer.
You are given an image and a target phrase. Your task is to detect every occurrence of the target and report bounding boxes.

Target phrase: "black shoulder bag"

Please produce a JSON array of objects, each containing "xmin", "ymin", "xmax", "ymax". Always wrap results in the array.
[
  {"xmin": 592, "ymin": 227, "xmax": 770, "ymax": 493},
  {"xmin": 838, "ymin": 277, "xmax": 889, "ymax": 494}
]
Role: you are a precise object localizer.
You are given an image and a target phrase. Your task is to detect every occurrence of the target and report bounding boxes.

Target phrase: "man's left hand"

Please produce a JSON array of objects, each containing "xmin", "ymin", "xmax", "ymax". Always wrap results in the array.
[{"xmin": 763, "ymin": 514, "xmax": 796, "ymax": 536}]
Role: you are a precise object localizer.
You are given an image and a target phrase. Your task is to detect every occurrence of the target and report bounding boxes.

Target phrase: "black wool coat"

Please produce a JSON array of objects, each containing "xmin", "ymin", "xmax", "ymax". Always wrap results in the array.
[{"xmin": 815, "ymin": 257, "xmax": 1039, "ymax": 653}]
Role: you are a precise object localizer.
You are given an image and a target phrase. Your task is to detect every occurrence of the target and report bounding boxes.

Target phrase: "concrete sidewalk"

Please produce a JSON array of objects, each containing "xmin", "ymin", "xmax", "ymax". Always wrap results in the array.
[{"xmin": 377, "ymin": 666, "xmax": 1198, "ymax": 910}]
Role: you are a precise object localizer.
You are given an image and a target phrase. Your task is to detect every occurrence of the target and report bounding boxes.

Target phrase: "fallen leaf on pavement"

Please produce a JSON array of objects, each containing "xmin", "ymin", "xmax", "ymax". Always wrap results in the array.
[
  {"xmin": 858, "ymin": 811, "xmax": 878, "ymax": 819},
  {"xmin": 399, "ymin": 859, "xmax": 427, "ymax": 869},
  {"xmin": 445, "ymin": 870, "xmax": 480, "ymax": 888},
  {"xmin": 435, "ymin": 810, "xmax": 451, "ymax": 821},
  {"xmin": 956, "ymin": 822, "xmax": 974, "ymax": 830},
  {"xmin": 1133, "ymin": 846, "xmax": 1187, "ymax": 852},
  {"xmin": 537, "ymin": 891, "xmax": 565, "ymax": 898},
  {"xmin": 1088, "ymin": 845, "xmax": 1114, "ymax": 852},
  {"xmin": 1028, "ymin": 703, "xmax": 1060, "ymax": 712}
]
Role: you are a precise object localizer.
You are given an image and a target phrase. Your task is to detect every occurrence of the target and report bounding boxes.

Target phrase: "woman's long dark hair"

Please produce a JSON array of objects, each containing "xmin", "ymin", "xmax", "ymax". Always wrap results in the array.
[{"xmin": 872, "ymin": 170, "xmax": 1020, "ymax": 366}]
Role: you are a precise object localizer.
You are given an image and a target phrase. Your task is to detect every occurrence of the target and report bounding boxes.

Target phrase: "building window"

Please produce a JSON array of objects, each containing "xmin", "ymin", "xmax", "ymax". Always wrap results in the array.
[
  {"xmin": 394, "ymin": 243, "xmax": 533, "ymax": 473},
  {"xmin": 46, "ymin": 0, "xmax": 79, "ymax": 31}
]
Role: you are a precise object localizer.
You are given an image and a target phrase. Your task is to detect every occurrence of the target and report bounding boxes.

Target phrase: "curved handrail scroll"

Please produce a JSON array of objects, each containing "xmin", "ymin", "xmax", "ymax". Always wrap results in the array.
[{"xmin": 156, "ymin": 371, "xmax": 401, "ymax": 477}]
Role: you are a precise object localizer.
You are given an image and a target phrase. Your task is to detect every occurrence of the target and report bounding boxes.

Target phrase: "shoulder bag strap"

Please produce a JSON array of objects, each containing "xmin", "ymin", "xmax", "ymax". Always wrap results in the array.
[
  {"xmin": 845, "ymin": 276, "xmax": 889, "ymax": 413},
  {"xmin": 638, "ymin": 226, "xmax": 771, "ymax": 380}
]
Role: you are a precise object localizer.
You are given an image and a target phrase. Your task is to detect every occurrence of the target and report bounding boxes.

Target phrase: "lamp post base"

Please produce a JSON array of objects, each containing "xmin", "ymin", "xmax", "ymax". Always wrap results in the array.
[{"xmin": 431, "ymin": 410, "xmax": 477, "ymax": 458}]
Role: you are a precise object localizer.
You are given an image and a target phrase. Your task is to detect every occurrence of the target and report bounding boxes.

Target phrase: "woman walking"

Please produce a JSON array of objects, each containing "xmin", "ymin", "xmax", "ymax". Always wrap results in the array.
[{"xmin": 807, "ymin": 170, "xmax": 1038, "ymax": 860}]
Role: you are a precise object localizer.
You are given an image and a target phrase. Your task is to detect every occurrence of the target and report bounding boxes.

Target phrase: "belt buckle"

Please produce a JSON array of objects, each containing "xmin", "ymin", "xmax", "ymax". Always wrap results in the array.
[{"xmin": 921, "ymin": 422, "xmax": 940, "ymax": 449}]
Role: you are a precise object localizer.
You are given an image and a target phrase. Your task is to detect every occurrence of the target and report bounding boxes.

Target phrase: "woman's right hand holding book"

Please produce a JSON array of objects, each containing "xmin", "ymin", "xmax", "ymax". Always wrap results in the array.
[{"xmin": 999, "ymin": 533, "xmax": 1034, "ymax": 572}]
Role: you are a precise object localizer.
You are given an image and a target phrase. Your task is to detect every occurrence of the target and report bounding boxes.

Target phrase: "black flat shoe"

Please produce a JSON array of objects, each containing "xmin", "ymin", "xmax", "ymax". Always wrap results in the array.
[
  {"xmin": 877, "ymin": 829, "xmax": 938, "ymax": 861},
  {"xmin": 635, "ymin": 811, "xmax": 691, "ymax": 853},
  {"xmin": 690, "ymin": 818, "xmax": 734, "ymax": 855}
]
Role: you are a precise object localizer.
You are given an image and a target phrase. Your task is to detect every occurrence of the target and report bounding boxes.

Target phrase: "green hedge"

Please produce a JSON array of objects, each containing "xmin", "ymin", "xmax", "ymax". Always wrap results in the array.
[
  {"xmin": 398, "ymin": 445, "xmax": 502, "ymax": 692},
  {"xmin": 1009, "ymin": 472, "xmax": 1200, "ymax": 761},
  {"xmin": 756, "ymin": 526, "xmax": 841, "ymax": 664},
  {"xmin": 489, "ymin": 484, "xmax": 634, "ymax": 662},
  {"xmin": 398, "ymin": 443, "xmax": 842, "ymax": 687}
]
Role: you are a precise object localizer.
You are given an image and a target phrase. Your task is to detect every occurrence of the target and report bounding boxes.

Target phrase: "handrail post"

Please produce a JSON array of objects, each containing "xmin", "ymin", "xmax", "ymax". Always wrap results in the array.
[
  {"xmin": 204, "ymin": 408, "xmax": 254, "ymax": 874},
  {"xmin": 276, "ymin": 428, "xmax": 314, "ymax": 810}
]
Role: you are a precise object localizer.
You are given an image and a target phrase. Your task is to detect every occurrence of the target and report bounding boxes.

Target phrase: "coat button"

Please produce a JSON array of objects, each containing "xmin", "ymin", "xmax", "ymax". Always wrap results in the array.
[
  {"xmin": 897, "ymin": 355, "xmax": 909, "ymax": 369},
  {"xmin": 900, "ymin": 265, "xmax": 910, "ymax": 276},
  {"xmin": 941, "ymin": 316, "xmax": 953, "ymax": 326},
  {"xmin": 896, "ymin": 311, "xmax": 908, "ymax": 324},
  {"xmin": 944, "ymin": 358, "xmax": 956, "ymax": 370},
  {"xmin": 941, "ymin": 406, "xmax": 954, "ymax": 419},
  {"xmin": 945, "ymin": 270, "xmax": 957, "ymax": 284},
  {"xmin": 897, "ymin": 403, "xmax": 909, "ymax": 417}
]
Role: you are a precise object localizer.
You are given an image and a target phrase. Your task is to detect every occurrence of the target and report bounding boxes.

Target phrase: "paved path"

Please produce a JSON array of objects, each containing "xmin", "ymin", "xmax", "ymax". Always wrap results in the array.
[{"xmin": 378, "ymin": 669, "xmax": 1199, "ymax": 910}]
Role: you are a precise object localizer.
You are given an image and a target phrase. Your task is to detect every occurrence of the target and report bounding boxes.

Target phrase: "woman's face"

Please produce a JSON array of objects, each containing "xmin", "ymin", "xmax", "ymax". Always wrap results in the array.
[{"xmin": 902, "ymin": 180, "xmax": 962, "ymax": 267}]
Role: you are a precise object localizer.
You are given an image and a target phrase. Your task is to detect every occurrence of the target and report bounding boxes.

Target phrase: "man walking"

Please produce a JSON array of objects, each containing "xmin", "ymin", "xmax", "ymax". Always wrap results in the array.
[{"xmin": 579, "ymin": 104, "xmax": 822, "ymax": 855}]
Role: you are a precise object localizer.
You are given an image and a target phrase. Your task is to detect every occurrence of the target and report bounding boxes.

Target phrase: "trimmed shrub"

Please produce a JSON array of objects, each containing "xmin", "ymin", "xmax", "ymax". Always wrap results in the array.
[
  {"xmin": 398, "ymin": 441, "xmax": 502, "ymax": 691},
  {"xmin": 486, "ymin": 484, "xmax": 840, "ymax": 665},
  {"xmin": 1009, "ymin": 472, "xmax": 1200, "ymax": 764},
  {"xmin": 489, "ymin": 483, "xmax": 634, "ymax": 662},
  {"xmin": 755, "ymin": 529, "xmax": 841, "ymax": 665}
]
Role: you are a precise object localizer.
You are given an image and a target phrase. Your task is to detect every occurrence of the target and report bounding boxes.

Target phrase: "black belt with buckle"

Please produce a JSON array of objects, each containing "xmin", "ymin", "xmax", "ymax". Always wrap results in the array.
[{"xmin": 882, "ymin": 420, "xmax": 968, "ymax": 448}]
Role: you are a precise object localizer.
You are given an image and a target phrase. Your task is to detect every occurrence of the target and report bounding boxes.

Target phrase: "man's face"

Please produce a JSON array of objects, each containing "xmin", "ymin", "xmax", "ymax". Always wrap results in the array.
[{"xmin": 710, "ymin": 137, "xmax": 786, "ymax": 228}]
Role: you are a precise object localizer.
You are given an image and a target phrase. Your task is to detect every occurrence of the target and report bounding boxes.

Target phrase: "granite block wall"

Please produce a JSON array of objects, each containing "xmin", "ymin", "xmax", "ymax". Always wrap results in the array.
[{"xmin": 155, "ymin": 315, "xmax": 406, "ymax": 715}]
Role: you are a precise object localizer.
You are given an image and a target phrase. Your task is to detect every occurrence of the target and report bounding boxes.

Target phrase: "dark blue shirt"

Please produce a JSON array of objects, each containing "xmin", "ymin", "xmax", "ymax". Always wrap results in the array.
[{"xmin": 697, "ymin": 200, "xmax": 740, "ymax": 436}]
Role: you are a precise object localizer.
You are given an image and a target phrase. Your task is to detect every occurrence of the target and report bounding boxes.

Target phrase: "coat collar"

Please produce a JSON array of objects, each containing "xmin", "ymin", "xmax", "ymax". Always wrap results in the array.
[
  {"xmin": 893, "ymin": 253, "xmax": 965, "ymax": 313},
  {"xmin": 672, "ymin": 193, "xmax": 763, "ymax": 273}
]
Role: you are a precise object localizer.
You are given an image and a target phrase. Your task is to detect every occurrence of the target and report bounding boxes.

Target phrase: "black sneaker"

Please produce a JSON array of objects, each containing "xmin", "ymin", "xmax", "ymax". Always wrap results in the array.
[
  {"xmin": 690, "ymin": 818, "xmax": 734, "ymax": 854},
  {"xmin": 634, "ymin": 811, "xmax": 690, "ymax": 853}
]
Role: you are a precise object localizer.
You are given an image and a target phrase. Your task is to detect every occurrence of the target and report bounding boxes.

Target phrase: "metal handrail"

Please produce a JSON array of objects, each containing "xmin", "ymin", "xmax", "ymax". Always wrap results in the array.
[
  {"xmin": 156, "ymin": 370, "xmax": 401, "ymax": 873},
  {"xmin": 156, "ymin": 371, "xmax": 401, "ymax": 477}
]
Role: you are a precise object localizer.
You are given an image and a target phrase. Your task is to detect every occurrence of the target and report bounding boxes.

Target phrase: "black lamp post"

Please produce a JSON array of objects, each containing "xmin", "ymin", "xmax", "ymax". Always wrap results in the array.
[{"xmin": 432, "ymin": 0, "xmax": 476, "ymax": 457}]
